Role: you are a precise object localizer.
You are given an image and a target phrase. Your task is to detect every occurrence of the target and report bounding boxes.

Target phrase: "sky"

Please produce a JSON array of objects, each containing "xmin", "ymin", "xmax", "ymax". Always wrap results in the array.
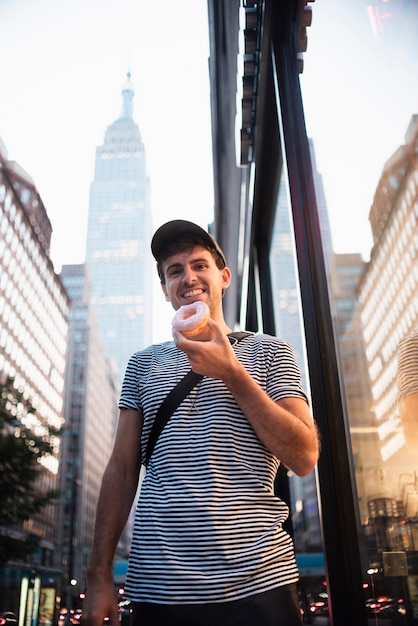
[
  {"xmin": 1, "ymin": 0, "xmax": 417, "ymax": 272},
  {"xmin": 300, "ymin": 0, "xmax": 418, "ymax": 259},
  {"xmin": 0, "ymin": 0, "xmax": 214, "ymax": 274}
]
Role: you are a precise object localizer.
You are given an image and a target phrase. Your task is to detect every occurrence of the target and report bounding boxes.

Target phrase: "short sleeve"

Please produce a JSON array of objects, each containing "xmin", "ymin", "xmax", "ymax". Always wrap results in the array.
[
  {"xmin": 265, "ymin": 339, "xmax": 308, "ymax": 404},
  {"xmin": 119, "ymin": 348, "xmax": 153, "ymax": 412}
]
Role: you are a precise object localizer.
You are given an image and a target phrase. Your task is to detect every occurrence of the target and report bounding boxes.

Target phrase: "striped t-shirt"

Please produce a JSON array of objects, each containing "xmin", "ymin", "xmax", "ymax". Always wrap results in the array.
[{"xmin": 119, "ymin": 332, "xmax": 308, "ymax": 604}]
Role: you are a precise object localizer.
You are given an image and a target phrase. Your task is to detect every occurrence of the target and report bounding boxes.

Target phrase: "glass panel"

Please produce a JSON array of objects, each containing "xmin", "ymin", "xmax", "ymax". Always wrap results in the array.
[
  {"xmin": 270, "ymin": 171, "xmax": 328, "ymax": 622},
  {"xmin": 300, "ymin": 1, "xmax": 418, "ymax": 623}
]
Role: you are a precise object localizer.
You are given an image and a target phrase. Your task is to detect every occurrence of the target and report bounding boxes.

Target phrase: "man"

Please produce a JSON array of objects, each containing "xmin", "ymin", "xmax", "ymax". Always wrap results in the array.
[{"xmin": 82, "ymin": 220, "xmax": 319, "ymax": 626}]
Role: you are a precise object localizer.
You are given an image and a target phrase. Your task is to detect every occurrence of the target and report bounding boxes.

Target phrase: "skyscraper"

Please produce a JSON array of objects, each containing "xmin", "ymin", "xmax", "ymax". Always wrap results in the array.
[
  {"xmin": 359, "ymin": 114, "xmax": 418, "ymax": 471},
  {"xmin": 86, "ymin": 73, "xmax": 153, "ymax": 382},
  {"xmin": 56, "ymin": 264, "xmax": 119, "ymax": 606},
  {"xmin": 0, "ymin": 137, "xmax": 68, "ymax": 614}
]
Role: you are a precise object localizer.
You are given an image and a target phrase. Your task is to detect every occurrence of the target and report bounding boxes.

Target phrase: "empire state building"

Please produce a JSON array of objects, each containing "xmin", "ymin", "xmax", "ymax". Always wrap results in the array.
[{"xmin": 86, "ymin": 73, "xmax": 153, "ymax": 382}]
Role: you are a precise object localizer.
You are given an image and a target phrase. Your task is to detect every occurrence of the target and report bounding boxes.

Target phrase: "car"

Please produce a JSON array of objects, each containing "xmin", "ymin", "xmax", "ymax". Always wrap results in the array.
[
  {"xmin": 305, "ymin": 595, "xmax": 329, "ymax": 623},
  {"xmin": 118, "ymin": 601, "xmax": 132, "ymax": 626},
  {"xmin": 0, "ymin": 613, "xmax": 18, "ymax": 626},
  {"xmin": 68, "ymin": 609, "xmax": 82, "ymax": 625},
  {"xmin": 366, "ymin": 596, "xmax": 406, "ymax": 618}
]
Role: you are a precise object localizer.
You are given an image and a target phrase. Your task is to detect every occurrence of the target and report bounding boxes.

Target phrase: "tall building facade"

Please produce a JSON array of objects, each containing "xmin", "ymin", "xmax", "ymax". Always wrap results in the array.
[
  {"xmin": 0, "ymin": 139, "xmax": 68, "ymax": 613},
  {"xmin": 359, "ymin": 114, "xmax": 418, "ymax": 478},
  {"xmin": 56, "ymin": 264, "xmax": 119, "ymax": 606},
  {"xmin": 330, "ymin": 253, "xmax": 380, "ymax": 529},
  {"xmin": 86, "ymin": 73, "xmax": 153, "ymax": 382},
  {"xmin": 355, "ymin": 115, "xmax": 418, "ymax": 598}
]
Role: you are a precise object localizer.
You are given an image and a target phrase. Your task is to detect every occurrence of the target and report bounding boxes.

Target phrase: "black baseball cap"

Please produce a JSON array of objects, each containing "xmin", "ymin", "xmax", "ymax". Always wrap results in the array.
[{"xmin": 151, "ymin": 219, "xmax": 227, "ymax": 266}]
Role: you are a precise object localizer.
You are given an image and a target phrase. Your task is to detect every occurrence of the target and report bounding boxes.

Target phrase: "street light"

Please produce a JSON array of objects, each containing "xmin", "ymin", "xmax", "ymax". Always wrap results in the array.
[{"xmin": 366, "ymin": 568, "xmax": 379, "ymax": 626}]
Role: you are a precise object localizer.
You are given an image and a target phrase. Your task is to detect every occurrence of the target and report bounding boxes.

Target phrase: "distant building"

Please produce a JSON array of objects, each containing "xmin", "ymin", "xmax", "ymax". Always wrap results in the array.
[
  {"xmin": 330, "ymin": 253, "xmax": 379, "ymax": 525},
  {"xmin": 56, "ymin": 264, "xmax": 119, "ymax": 605},
  {"xmin": 308, "ymin": 138, "xmax": 334, "ymax": 278},
  {"xmin": 85, "ymin": 73, "xmax": 153, "ymax": 383},
  {"xmin": 270, "ymin": 175, "xmax": 307, "ymax": 383},
  {"xmin": 0, "ymin": 140, "xmax": 68, "ymax": 603}
]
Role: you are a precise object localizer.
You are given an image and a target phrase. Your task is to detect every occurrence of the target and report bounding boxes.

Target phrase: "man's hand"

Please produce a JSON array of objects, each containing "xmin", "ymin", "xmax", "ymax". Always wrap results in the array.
[
  {"xmin": 172, "ymin": 319, "xmax": 239, "ymax": 379},
  {"xmin": 174, "ymin": 320, "xmax": 319, "ymax": 475},
  {"xmin": 81, "ymin": 576, "xmax": 119, "ymax": 626}
]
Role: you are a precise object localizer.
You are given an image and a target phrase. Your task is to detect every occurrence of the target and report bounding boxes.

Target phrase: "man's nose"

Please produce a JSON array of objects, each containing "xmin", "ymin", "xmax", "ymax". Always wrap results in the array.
[{"xmin": 182, "ymin": 267, "xmax": 197, "ymax": 283}]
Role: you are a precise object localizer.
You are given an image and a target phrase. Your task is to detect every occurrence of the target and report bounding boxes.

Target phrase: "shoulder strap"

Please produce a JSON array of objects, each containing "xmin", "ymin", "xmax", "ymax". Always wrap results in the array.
[
  {"xmin": 228, "ymin": 331, "xmax": 252, "ymax": 342},
  {"xmin": 144, "ymin": 370, "xmax": 203, "ymax": 466},
  {"xmin": 144, "ymin": 331, "xmax": 252, "ymax": 466}
]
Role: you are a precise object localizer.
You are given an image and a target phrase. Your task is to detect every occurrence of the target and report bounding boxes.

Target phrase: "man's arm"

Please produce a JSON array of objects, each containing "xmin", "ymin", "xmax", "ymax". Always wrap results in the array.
[
  {"xmin": 173, "ymin": 321, "xmax": 319, "ymax": 476},
  {"xmin": 82, "ymin": 408, "xmax": 143, "ymax": 626},
  {"xmin": 221, "ymin": 367, "xmax": 318, "ymax": 476}
]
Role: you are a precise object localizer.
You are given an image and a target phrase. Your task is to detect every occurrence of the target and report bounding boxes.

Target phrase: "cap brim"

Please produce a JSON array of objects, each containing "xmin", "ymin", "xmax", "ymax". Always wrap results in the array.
[{"xmin": 151, "ymin": 220, "xmax": 226, "ymax": 266}]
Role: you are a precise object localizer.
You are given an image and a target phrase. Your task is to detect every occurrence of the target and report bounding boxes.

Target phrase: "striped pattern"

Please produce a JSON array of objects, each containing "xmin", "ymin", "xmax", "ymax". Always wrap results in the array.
[
  {"xmin": 119, "ymin": 333, "xmax": 308, "ymax": 604},
  {"xmin": 397, "ymin": 327, "xmax": 418, "ymax": 402}
]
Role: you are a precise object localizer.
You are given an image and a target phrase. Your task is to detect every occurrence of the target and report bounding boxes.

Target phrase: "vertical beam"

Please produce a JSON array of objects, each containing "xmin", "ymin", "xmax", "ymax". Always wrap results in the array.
[
  {"xmin": 270, "ymin": 2, "xmax": 368, "ymax": 625},
  {"xmin": 207, "ymin": 0, "xmax": 242, "ymax": 329}
]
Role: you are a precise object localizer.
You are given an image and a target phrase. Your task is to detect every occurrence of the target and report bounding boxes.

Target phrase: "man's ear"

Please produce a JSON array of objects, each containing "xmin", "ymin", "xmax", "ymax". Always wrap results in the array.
[
  {"xmin": 221, "ymin": 266, "xmax": 232, "ymax": 291},
  {"xmin": 161, "ymin": 283, "xmax": 170, "ymax": 302}
]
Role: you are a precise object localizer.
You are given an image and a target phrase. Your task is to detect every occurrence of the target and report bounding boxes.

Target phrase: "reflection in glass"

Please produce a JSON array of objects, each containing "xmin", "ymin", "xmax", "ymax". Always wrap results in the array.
[{"xmin": 300, "ymin": 0, "xmax": 418, "ymax": 622}]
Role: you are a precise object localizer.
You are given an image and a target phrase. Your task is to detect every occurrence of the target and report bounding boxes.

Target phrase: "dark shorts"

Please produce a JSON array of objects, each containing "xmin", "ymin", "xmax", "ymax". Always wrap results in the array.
[{"xmin": 130, "ymin": 583, "xmax": 303, "ymax": 626}]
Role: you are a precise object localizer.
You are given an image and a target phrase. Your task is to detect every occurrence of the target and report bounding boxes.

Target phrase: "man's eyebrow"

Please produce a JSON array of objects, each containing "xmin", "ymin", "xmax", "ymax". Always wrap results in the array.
[
  {"xmin": 165, "ymin": 261, "xmax": 183, "ymax": 273},
  {"xmin": 166, "ymin": 257, "xmax": 209, "ymax": 274},
  {"xmin": 190, "ymin": 256, "xmax": 209, "ymax": 264}
]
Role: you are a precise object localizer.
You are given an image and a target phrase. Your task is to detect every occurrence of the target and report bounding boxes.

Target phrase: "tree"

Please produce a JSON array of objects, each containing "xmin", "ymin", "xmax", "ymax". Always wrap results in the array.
[{"xmin": 0, "ymin": 376, "xmax": 61, "ymax": 566}]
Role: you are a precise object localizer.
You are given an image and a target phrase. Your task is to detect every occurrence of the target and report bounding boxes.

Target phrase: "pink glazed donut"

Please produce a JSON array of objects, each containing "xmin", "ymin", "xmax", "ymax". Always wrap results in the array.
[{"xmin": 172, "ymin": 301, "xmax": 210, "ymax": 337}]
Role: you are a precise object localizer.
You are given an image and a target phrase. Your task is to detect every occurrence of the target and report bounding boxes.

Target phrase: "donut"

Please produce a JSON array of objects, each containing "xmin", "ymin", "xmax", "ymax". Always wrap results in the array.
[{"xmin": 172, "ymin": 301, "xmax": 210, "ymax": 337}]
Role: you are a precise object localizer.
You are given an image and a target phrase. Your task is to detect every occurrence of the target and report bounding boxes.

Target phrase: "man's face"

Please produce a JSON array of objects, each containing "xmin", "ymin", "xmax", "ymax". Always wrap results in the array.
[{"xmin": 160, "ymin": 245, "xmax": 231, "ymax": 312}]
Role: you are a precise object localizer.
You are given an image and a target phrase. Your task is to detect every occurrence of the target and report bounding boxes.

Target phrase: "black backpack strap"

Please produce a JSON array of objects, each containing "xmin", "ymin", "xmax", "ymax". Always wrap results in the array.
[
  {"xmin": 144, "ymin": 331, "xmax": 253, "ymax": 466},
  {"xmin": 228, "ymin": 331, "xmax": 252, "ymax": 342},
  {"xmin": 144, "ymin": 370, "xmax": 203, "ymax": 466}
]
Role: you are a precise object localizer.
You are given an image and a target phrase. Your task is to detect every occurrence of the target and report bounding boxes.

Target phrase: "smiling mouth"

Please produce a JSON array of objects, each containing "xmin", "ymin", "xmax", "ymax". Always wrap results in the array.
[{"xmin": 182, "ymin": 288, "xmax": 205, "ymax": 298}]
